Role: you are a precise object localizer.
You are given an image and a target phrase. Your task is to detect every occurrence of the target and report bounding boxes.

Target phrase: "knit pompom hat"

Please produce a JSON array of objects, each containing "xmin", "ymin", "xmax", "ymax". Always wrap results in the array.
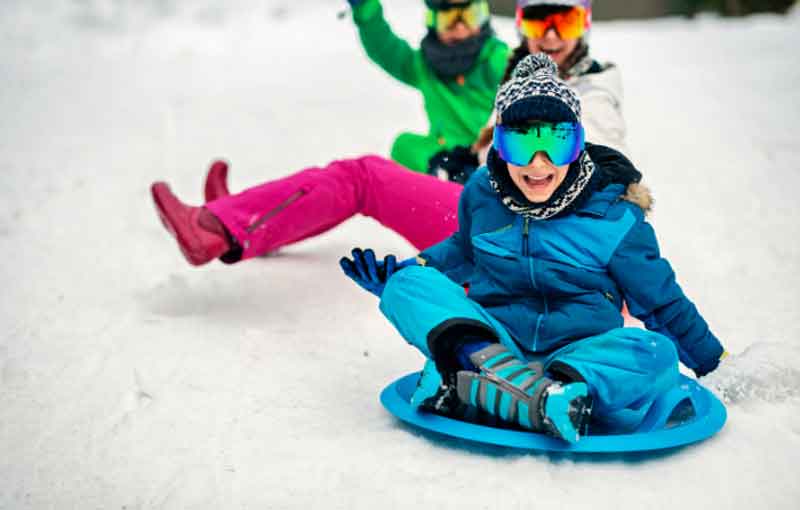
[{"xmin": 494, "ymin": 53, "xmax": 581, "ymax": 126}]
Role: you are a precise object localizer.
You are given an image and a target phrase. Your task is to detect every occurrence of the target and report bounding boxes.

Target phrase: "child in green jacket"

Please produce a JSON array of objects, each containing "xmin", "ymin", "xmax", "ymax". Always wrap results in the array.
[{"xmin": 348, "ymin": 0, "xmax": 509, "ymax": 171}]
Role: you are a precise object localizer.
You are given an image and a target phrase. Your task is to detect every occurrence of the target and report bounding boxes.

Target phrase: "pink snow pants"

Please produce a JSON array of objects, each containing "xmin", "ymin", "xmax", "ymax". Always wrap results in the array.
[{"xmin": 204, "ymin": 155, "xmax": 463, "ymax": 261}]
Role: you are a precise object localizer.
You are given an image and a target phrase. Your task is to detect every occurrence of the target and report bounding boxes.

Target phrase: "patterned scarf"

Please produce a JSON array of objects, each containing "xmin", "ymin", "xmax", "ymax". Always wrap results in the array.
[{"xmin": 487, "ymin": 147, "xmax": 596, "ymax": 220}]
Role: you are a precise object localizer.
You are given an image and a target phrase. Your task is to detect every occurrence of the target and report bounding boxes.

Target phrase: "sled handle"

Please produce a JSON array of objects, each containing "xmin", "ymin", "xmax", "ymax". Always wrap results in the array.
[{"xmin": 636, "ymin": 382, "xmax": 697, "ymax": 433}]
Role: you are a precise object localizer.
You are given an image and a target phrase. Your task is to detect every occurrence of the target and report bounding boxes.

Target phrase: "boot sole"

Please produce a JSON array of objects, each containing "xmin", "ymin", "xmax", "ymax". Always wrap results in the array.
[
  {"xmin": 151, "ymin": 183, "xmax": 216, "ymax": 265},
  {"xmin": 151, "ymin": 183, "xmax": 179, "ymax": 238}
]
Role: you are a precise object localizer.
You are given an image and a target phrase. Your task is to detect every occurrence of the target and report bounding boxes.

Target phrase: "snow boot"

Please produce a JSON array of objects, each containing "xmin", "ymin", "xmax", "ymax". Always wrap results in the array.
[
  {"xmin": 456, "ymin": 343, "xmax": 592, "ymax": 443},
  {"xmin": 411, "ymin": 359, "xmax": 462, "ymax": 415},
  {"xmin": 204, "ymin": 160, "xmax": 230, "ymax": 202},
  {"xmin": 151, "ymin": 182, "xmax": 231, "ymax": 266},
  {"xmin": 204, "ymin": 160, "xmax": 231, "ymax": 202},
  {"xmin": 412, "ymin": 359, "xmax": 495, "ymax": 425}
]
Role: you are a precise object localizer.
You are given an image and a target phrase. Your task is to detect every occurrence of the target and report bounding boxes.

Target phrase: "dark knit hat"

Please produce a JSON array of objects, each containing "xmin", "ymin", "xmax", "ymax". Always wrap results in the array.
[{"xmin": 495, "ymin": 53, "xmax": 581, "ymax": 126}]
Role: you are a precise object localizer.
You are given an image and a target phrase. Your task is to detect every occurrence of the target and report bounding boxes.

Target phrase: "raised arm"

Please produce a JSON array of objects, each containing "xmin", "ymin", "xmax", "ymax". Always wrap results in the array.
[{"xmin": 350, "ymin": 0, "xmax": 421, "ymax": 88}]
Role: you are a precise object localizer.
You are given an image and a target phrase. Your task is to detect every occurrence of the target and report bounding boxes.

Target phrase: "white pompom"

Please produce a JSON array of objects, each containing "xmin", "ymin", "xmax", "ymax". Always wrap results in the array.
[{"xmin": 512, "ymin": 53, "xmax": 557, "ymax": 80}]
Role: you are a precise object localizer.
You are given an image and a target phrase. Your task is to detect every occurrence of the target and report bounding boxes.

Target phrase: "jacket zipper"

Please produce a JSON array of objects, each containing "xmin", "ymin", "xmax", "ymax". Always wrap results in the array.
[
  {"xmin": 522, "ymin": 217, "xmax": 530, "ymax": 256},
  {"xmin": 523, "ymin": 217, "xmax": 546, "ymax": 350},
  {"xmin": 246, "ymin": 189, "xmax": 306, "ymax": 233}
]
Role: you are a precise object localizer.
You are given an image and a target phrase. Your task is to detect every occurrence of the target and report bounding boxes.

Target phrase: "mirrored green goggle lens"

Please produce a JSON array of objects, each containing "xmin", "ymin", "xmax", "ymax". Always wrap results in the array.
[{"xmin": 493, "ymin": 123, "xmax": 585, "ymax": 166}]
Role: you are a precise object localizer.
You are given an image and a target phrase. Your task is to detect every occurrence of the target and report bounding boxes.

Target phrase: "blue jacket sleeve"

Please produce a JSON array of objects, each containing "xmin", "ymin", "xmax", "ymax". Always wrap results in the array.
[
  {"xmin": 607, "ymin": 211, "xmax": 724, "ymax": 376},
  {"xmin": 417, "ymin": 180, "xmax": 475, "ymax": 284}
]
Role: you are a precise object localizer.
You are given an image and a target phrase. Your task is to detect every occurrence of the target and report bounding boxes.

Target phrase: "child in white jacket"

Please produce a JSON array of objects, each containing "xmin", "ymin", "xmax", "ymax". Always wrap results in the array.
[{"xmin": 436, "ymin": 0, "xmax": 628, "ymax": 181}]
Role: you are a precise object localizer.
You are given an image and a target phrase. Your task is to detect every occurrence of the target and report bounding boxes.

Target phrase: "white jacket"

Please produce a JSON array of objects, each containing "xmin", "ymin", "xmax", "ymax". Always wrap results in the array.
[{"xmin": 567, "ymin": 63, "xmax": 628, "ymax": 156}]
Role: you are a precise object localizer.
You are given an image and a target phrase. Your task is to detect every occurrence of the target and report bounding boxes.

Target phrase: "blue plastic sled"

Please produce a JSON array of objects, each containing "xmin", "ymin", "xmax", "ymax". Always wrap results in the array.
[{"xmin": 380, "ymin": 372, "xmax": 726, "ymax": 453}]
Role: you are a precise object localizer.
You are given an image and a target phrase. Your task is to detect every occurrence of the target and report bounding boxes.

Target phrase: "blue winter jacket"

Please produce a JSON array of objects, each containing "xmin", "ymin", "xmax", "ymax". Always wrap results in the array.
[{"xmin": 418, "ymin": 165, "xmax": 724, "ymax": 376}]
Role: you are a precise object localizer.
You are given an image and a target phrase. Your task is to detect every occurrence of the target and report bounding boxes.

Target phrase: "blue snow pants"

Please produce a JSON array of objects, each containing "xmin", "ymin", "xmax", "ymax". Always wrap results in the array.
[{"xmin": 380, "ymin": 266, "xmax": 681, "ymax": 427}]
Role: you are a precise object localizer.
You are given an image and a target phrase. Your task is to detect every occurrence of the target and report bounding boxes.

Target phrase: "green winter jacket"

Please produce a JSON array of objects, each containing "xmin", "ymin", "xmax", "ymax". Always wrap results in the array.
[{"xmin": 352, "ymin": 0, "xmax": 509, "ymax": 171}]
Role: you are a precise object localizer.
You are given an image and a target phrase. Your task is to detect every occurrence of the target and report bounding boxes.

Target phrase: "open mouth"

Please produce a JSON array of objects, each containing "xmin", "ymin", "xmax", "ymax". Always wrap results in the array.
[
  {"xmin": 540, "ymin": 47, "xmax": 563, "ymax": 56},
  {"xmin": 521, "ymin": 174, "xmax": 554, "ymax": 190}
]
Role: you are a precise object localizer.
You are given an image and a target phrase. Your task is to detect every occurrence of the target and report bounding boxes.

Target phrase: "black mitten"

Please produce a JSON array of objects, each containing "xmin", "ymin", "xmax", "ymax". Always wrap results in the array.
[{"xmin": 427, "ymin": 146, "xmax": 480, "ymax": 184}]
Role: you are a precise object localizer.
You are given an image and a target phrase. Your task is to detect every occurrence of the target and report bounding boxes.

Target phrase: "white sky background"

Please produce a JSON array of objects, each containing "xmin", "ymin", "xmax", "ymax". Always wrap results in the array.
[{"xmin": 1, "ymin": 1, "xmax": 799, "ymax": 508}]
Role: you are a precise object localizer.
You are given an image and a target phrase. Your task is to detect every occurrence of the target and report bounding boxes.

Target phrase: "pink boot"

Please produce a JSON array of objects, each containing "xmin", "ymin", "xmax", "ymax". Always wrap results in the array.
[
  {"xmin": 151, "ymin": 182, "xmax": 231, "ymax": 266},
  {"xmin": 204, "ymin": 160, "xmax": 231, "ymax": 202}
]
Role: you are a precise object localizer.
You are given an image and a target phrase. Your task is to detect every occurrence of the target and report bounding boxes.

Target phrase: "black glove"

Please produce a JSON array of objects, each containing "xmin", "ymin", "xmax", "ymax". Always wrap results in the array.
[{"xmin": 427, "ymin": 146, "xmax": 480, "ymax": 184}]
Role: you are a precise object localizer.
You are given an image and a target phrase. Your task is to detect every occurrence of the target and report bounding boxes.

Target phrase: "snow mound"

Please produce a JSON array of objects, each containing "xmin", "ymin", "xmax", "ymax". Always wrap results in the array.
[{"xmin": 703, "ymin": 342, "xmax": 800, "ymax": 405}]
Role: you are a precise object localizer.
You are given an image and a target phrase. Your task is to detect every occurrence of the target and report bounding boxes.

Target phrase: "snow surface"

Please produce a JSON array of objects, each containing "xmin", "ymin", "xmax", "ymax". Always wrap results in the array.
[{"xmin": 2, "ymin": 1, "xmax": 800, "ymax": 508}]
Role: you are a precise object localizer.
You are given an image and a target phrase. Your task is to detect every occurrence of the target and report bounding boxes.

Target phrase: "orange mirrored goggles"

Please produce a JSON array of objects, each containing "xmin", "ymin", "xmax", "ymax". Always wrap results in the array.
[{"xmin": 515, "ymin": 6, "xmax": 588, "ymax": 40}]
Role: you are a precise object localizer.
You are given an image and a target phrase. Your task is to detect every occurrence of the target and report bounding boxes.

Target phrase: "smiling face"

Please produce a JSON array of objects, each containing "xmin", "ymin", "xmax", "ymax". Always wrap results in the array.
[
  {"xmin": 525, "ymin": 30, "xmax": 579, "ymax": 70},
  {"xmin": 507, "ymin": 151, "xmax": 570, "ymax": 203}
]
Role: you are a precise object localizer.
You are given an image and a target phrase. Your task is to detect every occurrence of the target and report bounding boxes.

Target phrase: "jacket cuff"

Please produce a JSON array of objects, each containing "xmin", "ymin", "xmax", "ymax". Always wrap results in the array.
[
  {"xmin": 693, "ymin": 342, "xmax": 726, "ymax": 377},
  {"xmin": 427, "ymin": 318, "xmax": 499, "ymax": 376}
]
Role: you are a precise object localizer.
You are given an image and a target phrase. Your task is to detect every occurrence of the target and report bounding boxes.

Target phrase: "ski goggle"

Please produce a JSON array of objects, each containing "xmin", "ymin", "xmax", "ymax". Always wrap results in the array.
[
  {"xmin": 515, "ymin": 6, "xmax": 588, "ymax": 40},
  {"xmin": 426, "ymin": 1, "xmax": 490, "ymax": 33},
  {"xmin": 493, "ymin": 122, "xmax": 585, "ymax": 166}
]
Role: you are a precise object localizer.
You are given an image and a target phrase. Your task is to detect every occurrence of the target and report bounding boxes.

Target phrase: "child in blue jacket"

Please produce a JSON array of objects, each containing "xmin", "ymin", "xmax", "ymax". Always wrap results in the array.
[{"xmin": 341, "ymin": 54, "xmax": 726, "ymax": 443}]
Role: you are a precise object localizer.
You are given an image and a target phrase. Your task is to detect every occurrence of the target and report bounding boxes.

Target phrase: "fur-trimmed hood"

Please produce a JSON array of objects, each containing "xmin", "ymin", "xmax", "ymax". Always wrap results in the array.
[
  {"xmin": 585, "ymin": 143, "xmax": 652, "ymax": 215},
  {"xmin": 623, "ymin": 182, "xmax": 654, "ymax": 215}
]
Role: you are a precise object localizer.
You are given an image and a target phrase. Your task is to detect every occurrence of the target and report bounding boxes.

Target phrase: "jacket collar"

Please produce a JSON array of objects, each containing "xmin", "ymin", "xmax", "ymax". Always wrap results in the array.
[{"xmin": 574, "ymin": 184, "xmax": 625, "ymax": 217}]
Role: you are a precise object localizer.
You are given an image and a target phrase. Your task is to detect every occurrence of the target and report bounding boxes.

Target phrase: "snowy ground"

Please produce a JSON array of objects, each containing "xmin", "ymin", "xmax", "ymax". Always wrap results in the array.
[{"xmin": 2, "ymin": 1, "xmax": 800, "ymax": 508}]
